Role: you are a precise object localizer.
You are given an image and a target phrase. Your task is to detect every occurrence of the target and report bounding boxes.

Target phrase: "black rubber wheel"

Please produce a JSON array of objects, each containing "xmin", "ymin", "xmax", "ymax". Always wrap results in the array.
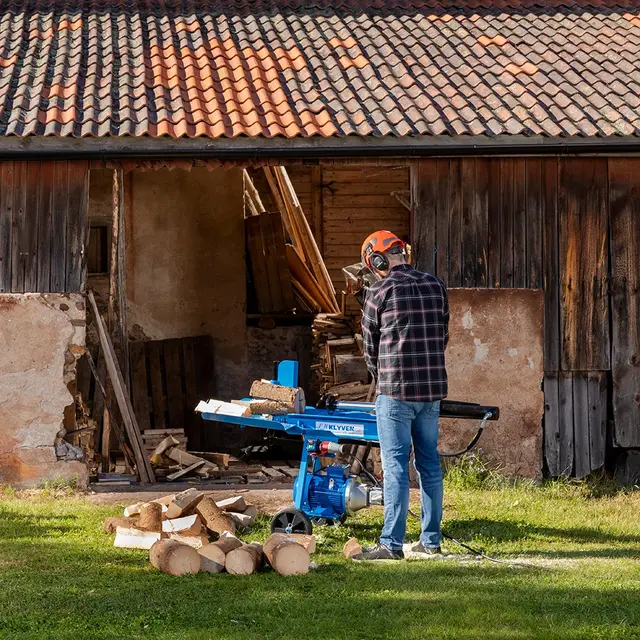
[{"xmin": 270, "ymin": 508, "xmax": 313, "ymax": 534}]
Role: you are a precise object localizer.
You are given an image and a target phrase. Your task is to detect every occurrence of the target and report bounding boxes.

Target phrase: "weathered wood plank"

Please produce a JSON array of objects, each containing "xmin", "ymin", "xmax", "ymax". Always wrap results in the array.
[
  {"xmin": 245, "ymin": 215, "xmax": 272, "ymax": 313},
  {"xmin": 22, "ymin": 162, "xmax": 40, "ymax": 292},
  {"xmin": 411, "ymin": 160, "xmax": 437, "ymax": 274},
  {"xmin": 558, "ymin": 158, "xmax": 609, "ymax": 371},
  {"xmin": 474, "ymin": 158, "xmax": 489, "ymax": 288},
  {"xmin": 310, "ymin": 166, "xmax": 323, "ymax": 250},
  {"xmin": 10, "ymin": 161, "xmax": 26, "ymax": 292},
  {"xmin": 500, "ymin": 158, "xmax": 514, "ymax": 288},
  {"xmin": 182, "ymin": 337, "xmax": 200, "ymax": 451},
  {"xmin": 572, "ymin": 372, "xmax": 591, "ymax": 479},
  {"xmin": 164, "ymin": 339, "xmax": 184, "ymax": 429},
  {"xmin": 461, "ymin": 158, "xmax": 476, "ymax": 287},
  {"xmin": 67, "ymin": 161, "xmax": 89, "ymax": 292},
  {"xmin": 36, "ymin": 162, "xmax": 53, "ymax": 292},
  {"xmin": 525, "ymin": 159, "xmax": 543, "ymax": 289},
  {"xmin": 50, "ymin": 162, "xmax": 69, "ymax": 292},
  {"xmin": 147, "ymin": 341, "xmax": 166, "ymax": 430},
  {"xmin": 512, "ymin": 159, "xmax": 527, "ymax": 288},
  {"xmin": 448, "ymin": 159, "xmax": 462, "ymax": 287},
  {"xmin": 259, "ymin": 213, "xmax": 285, "ymax": 312},
  {"xmin": 544, "ymin": 373, "xmax": 560, "ymax": 476},
  {"xmin": 487, "ymin": 159, "xmax": 501, "ymax": 287},
  {"xmin": 587, "ymin": 371, "xmax": 607, "ymax": 471},
  {"xmin": 435, "ymin": 159, "xmax": 451, "ymax": 284},
  {"xmin": 130, "ymin": 341, "xmax": 151, "ymax": 432},
  {"xmin": 542, "ymin": 158, "xmax": 560, "ymax": 372},
  {"xmin": 0, "ymin": 162, "xmax": 14, "ymax": 292},
  {"xmin": 558, "ymin": 371, "xmax": 574, "ymax": 477},
  {"xmin": 608, "ymin": 158, "xmax": 640, "ymax": 447}
]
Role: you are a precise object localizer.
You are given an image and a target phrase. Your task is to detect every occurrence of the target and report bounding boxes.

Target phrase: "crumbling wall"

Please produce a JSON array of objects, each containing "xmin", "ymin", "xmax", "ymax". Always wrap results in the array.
[
  {"xmin": 0, "ymin": 294, "xmax": 89, "ymax": 487},
  {"xmin": 442, "ymin": 288, "xmax": 544, "ymax": 477},
  {"xmin": 124, "ymin": 167, "xmax": 247, "ymax": 400}
]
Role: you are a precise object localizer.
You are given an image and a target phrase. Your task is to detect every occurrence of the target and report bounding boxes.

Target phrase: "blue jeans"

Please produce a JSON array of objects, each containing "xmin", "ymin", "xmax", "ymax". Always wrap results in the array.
[{"xmin": 376, "ymin": 394, "xmax": 443, "ymax": 550}]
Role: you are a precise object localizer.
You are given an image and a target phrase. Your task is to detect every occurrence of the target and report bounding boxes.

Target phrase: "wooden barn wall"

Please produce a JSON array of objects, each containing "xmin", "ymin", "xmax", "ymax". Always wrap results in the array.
[
  {"xmin": 412, "ymin": 157, "xmax": 640, "ymax": 477},
  {"xmin": 251, "ymin": 164, "xmax": 410, "ymax": 298},
  {"xmin": 0, "ymin": 160, "xmax": 89, "ymax": 294}
]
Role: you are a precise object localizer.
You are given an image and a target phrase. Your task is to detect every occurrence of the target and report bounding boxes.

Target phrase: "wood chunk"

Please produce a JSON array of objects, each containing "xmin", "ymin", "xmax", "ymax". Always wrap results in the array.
[
  {"xmin": 243, "ymin": 505, "xmax": 258, "ymax": 523},
  {"xmin": 166, "ymin": 460, "xmax": 206, "ymax": 481},
  {"xmin": 149, "ymin": 539, "xmax": 201, "ymax": 576},
  {"xmin": 263, "ymin": 533, "xmax": 310, "ymax": 576},
  {"xmin": 261, "ymin": 467, "xmax": 286, "ymax": 482},
  {"xmin": 333, "ymin": 354, "xmax": 369, "ymax": 384},
  {"xmin": 144, "ymin": 429, "xmax": 185, "ymax": 436},
  {"xmin": 114, "ymin": 527, "xmax": 162, "ymax": 550},
  {"xmin": 187, "ymin": 452, "xmax": 230, "ymax": 468},
  {"xmin": 195, "ymin": 399, "xmax": 252, "ymax": 417},
  {"xmin": 123, "ymin": 501, "xmax": 144, "ymax": 518},
  {"xmin": 226, "ymin": 542, "xmax": 264, "ymax": 575},
  {"xmin": 343, "ymin": 537, "xmax": 363, "ymax": 559},
  {"xmin": 104, "ymin": 516, "xmax": 137, "ymax": 534},
  {"xmin": 212, "ymin": 531, "xmax": 244, "ymax": 555},
  {"xmin": 282, "ymin": 534, "xmax": 316, "ymax": 554},
  {"xmin": 150, "ymin": 436, "xmax": 180, "ymax": 464},
  {"xmin": 198, "ymin": 543, "xmax": 227, "ymax": 573},
  {"xmin": 215, "ymin": 496, "xmax": 247, "ymax": 513},
  {"xmin": 152, "ymin": 494, "xmax": 176, "ymax": 507},
  {"xmin": 165, "ymin": 488, "xmax": 203, "ymax": 519},
  {"xmin": 165, "ymin": 448, "xmax": 217, "ymax": 471},
  {"xmin": 197, "ymin": 496, "xmax": 236, "ymax": 535},
  {"xmin": 168, "ymin": 533, "xmax": 210, "ymax": 549},
  {"xmin": 248, "ymin": 399, "xmax": 291, "ymax": 415},
  {"xmin": 162, "ymin": 514, "xmax": 202, "ymax": 536},
  {"xmin": 138, "ymin": 502, "xmax": 163, "ymax": 532},
  {"xmin": 249, "ymin": 380, "xmax": 306, "ymax": 412},
  {"xmin": 229, "ymin": 511, "xmax": 255, "ymax": 529}
]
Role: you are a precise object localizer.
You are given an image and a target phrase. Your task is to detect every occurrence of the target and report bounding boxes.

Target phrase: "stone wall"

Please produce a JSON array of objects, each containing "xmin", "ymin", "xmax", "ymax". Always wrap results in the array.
[
  {"xmin": 442, "ymin": 288, "xmax": 544, "ymax": 477},
  {"xmin": 0, "ymin": 294, "xmax": 88, "ymax": 487}
]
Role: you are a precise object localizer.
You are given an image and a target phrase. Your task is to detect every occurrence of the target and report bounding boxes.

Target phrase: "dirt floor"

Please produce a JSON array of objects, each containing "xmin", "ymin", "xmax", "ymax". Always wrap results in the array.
[{"xmin": 88, "ymin": 483, "xmax": 422, "ymax": 515}]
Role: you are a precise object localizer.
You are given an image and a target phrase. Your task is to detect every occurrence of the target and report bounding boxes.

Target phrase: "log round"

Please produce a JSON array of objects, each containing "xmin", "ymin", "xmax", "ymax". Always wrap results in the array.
[
  {"xmin": 150, "ymin": 540, "xmax": 201, "ymax": 576},
  {"xmin": 197, "ymin": 497, "xmax": 236, "ymax": 535},
  {"xmin": 263, "ymin": 534, "xmax": 310, "ymax": 576},
  {"xmin": 225, "ymin": 542, "xmax": 263, "ymax": 575},
  {"xmin": 198, "ymin": 543, "xmax": 227, "ymax": 573},
  {"xmin": 138, "ymin": 502, "xmax": 163, "ymax": 532}
]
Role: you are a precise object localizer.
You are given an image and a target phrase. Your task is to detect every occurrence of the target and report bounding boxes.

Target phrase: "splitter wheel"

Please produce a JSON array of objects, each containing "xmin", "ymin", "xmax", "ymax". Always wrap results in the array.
[{"xmin": 270, "ymin": 508, "xmax": 313, "ymax": 534}]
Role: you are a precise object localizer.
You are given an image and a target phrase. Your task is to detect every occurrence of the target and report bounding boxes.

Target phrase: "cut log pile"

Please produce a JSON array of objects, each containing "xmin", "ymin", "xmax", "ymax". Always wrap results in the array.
[
  {"xmin": 104, "ymin": 489, "xmax": 315, "ymax": 577},
  {"xmin": 312, "ymin": 314, "xmax": 372, "ymax": 401}
]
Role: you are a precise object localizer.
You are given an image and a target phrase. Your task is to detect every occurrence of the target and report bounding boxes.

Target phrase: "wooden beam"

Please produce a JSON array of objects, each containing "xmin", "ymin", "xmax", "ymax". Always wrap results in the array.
[{"xmin": 88, "ymin": 290, "xmax": 155, "ymax": 484}]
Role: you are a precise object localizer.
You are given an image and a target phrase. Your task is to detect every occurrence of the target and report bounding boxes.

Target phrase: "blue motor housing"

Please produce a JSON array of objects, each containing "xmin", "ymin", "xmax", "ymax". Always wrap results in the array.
[{"xmin": 295, "ymin": 463, "xmax": 350, "ymax": 520}]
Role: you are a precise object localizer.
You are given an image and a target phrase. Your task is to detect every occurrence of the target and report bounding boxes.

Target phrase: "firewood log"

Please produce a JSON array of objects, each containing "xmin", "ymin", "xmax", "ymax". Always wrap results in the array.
[
  {"xmin": 165, "ymin": 488, "xmax": 203, "ymax": 519},
  {"xmin": 197, "ymin": 531, "xmax": 243, "ymax": 573},
  {"xmin": 197, "ymin": 497, "xmax": 236, "ymax": 535},
  {"xmin": 168, "ymin": 533, "xmax": 210, "ymax": 549},
  {"xmin": 114, "ymin": 527, "xmax": 162, "ymax": 550},
  {"xmin": 263, "ymin": 533, "xmax": 310, "ymax": 576},
  {"xmin": 226, "ymin": 542, "xmax": 264, "ymax": 575},
  {"xmin": 343, "ymin": 537, "xmax": 363, "ymax": 558},
  {"xmin": 104, "ymin": 516, "xmax": 137, "ymax": 534},
  {"xmin": 215, "ymin": 496, "xmax": 247, "ymax": 513},
  {"xmin": 123, "ymin": 501, "xmax": 144, "ymax": 517},
  {"xmin": 149, "ymin": 540, "xmax": 201, "ymax": 576},
  {"xmin": 162, "ymin": 514, "xmax": 202, "ymax": 536},
  {"xmin": 249, "ymin": 380, "xmax": 305, "ymax": 412},
  {"xmin": 138, "ymin": 502, "xmax": 163, "ymax": 532}
]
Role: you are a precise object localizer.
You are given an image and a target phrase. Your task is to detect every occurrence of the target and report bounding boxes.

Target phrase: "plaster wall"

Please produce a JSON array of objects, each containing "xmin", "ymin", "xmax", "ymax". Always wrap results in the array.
[
  {"xmin": 0, "ymin": 294, "xmax": 88, "ymax": 487},
  {"xmin": 442, "ymin": 288, "xmax": 544, "ymax": 477}
]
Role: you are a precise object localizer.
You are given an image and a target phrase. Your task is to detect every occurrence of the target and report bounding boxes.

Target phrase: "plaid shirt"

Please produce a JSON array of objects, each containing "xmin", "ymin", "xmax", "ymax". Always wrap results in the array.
[{"xmin": 361, "ymin": 264, "xmax": 449, "ymax": 402}]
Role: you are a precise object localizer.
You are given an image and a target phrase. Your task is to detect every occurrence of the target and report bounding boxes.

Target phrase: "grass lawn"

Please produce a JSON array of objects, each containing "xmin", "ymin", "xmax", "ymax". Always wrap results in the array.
[{"xmin": 1, "ymin": 476, "xmax": 639, "ymax": 640}]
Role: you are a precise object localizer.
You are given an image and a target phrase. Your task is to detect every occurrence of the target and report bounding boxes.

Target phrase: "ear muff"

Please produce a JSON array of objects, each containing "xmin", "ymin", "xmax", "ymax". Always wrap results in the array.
[{"xmin": 369, "ymin": 252, "xmax": 389, "ymax": 271}]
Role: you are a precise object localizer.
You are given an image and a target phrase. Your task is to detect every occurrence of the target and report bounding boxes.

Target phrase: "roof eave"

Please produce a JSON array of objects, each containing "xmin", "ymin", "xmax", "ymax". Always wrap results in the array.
[{"xmin": 1, "ymin": 134, "xmax": 640, "ymax": 160}]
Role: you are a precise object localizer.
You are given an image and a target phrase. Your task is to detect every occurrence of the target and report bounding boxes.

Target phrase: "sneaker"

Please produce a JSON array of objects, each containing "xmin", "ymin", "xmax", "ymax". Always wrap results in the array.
[
  {"xmin": 410, "ymin": 542, "xmax": 442, "ymax": 555},
  {"xmin": 352, "ymin": 543, "xmax": 404, "ymax": 561}
]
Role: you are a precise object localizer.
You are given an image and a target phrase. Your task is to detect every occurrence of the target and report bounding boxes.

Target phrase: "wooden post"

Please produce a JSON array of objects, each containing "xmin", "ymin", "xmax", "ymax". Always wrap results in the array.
[{"xmin": 311, "ymin": 166, "xmax": 323, "ymax": 252}]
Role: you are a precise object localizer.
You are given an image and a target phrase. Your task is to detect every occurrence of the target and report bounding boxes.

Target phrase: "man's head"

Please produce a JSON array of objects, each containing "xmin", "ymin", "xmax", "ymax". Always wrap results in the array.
[{"xmin": 361, "ymin": 230, "xmax": 407, "ymax": 278}]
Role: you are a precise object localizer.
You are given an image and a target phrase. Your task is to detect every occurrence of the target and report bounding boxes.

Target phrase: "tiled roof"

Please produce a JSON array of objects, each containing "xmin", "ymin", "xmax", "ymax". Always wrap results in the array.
[{"xmin": 1, "ymin": 1, "xmax": 640, "ymax": 138}]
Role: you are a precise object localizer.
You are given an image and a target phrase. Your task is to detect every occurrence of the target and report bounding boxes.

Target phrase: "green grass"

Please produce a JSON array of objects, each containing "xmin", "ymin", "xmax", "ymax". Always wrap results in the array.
[{"xmin": 1, "ymin": 477, "xmax": 640, "ymax": 640}]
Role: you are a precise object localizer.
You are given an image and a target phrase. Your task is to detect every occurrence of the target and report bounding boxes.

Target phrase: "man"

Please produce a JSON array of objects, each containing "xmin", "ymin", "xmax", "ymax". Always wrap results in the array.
[{"xmin": 355, "ymin": 230, "xmax": 449, "ymax": 561}]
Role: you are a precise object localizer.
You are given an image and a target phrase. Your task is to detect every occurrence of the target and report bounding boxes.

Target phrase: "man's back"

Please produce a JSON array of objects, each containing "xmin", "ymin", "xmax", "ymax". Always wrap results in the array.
[{"xmin": 361, "ymin": 263, "xmax": 449, "ymax": 402}]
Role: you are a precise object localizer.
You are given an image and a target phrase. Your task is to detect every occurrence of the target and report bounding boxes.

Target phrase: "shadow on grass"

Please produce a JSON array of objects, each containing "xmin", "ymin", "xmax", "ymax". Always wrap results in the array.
[
  {"xmin": 0, "ymin": 509, "xmax": 78, "ymax": 539},
  {"xmin": 444, "ymin": 517, "xmax": 640, "ymax": 558},
  {"xmin": 0, "ymin": 538, "xmax": 639, "ymax": 640}
]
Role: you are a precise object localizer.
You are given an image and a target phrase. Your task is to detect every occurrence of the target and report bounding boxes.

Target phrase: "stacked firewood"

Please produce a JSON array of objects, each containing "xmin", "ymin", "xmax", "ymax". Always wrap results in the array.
[
  {"xmin": 313, "ymin": 314, "xmax": 372, "ymax": 401},
  {"xmin": 104, "ymin": 489, "xmax": 315, "ymax": 576}
]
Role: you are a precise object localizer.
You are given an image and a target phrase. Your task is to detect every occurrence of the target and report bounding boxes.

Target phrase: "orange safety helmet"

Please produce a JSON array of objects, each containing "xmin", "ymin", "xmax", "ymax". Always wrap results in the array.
[{"xmin": 361, "ymin": 230, "xmax": 406, "ymax": 270}]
